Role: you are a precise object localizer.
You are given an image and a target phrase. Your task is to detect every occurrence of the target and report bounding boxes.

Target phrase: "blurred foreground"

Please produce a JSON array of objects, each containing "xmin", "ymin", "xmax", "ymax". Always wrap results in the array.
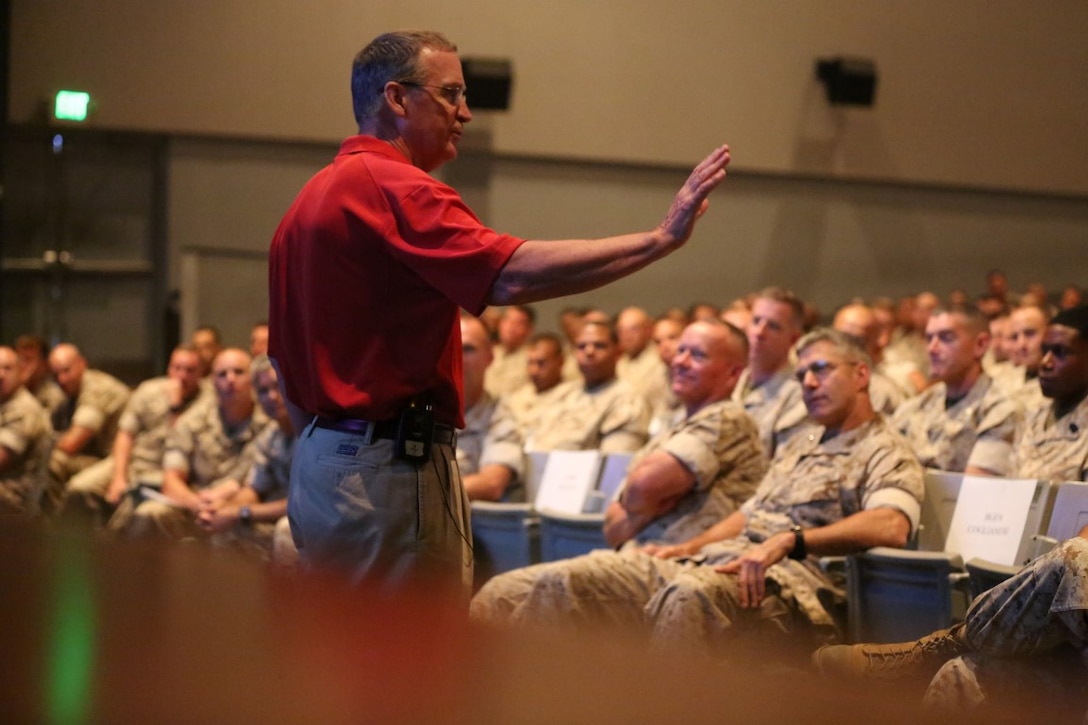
[{"xmin": 0, "ymin": 521, "xmax": 1056, "ymax": 723}]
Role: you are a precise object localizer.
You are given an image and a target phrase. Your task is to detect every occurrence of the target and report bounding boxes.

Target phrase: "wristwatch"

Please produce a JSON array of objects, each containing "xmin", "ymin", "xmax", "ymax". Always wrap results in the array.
[
  {"xmin": 238, "ymin": 505, "xmax": 253, "ymax": 526},
  {"xmin": 788, "ymin": 524, "xmax": 807, "ymax": 560}
]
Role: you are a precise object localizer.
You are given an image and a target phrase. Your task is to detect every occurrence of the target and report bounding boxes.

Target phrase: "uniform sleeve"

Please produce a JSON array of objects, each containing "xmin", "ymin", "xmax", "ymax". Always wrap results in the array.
[
  {"xmin": 71, "ymin": 401, "xmax": 106, "ymax": 434},
  {"xmin": 599, "ymin": 391, "xmax": 650, "ymax": 456},
  {"xmin": 246, "ymin": 427, "xmax": 275, "ymax": 494},
  {"xmin": 478, "ymin": 401, "xmax": 525, "ymax": 480},
  {"xmin": 966, "ymin": 396, "xmax": 1022, "ymax": 475},
  {"xmin": 860, "ymin": 434, "xmax": 925, "ymax": 535},
  {"xmin": 118, "ymin": 381, "xmax": 154, "ymax": 435},
  {"xmin": 0, "ymin": 409, "xmax": 32, "ymax": 456},
  {"xmin": 658, "ymin": 406, "xmax": 763, "ymax": 493},
  {"xmin": 72, "ymin": 375, "xmax": 130, "ymax": 433},
  {"xmin": 162, "ymin": 410, "xmax": 196, "ymax": 475}
]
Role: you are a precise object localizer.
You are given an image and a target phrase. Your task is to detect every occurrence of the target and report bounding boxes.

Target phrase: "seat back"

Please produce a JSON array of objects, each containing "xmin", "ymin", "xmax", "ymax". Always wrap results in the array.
[
  {"xmin": 846, "ymin": 476, "xmax": 1053, "ymax": 642},
  {"xmin": 597, "ymin": 452, "xmax": 633, "ymax": 503},
  {"xmin": 1044, "ymin": 481, "xmax": 1088, "ymax": 540},
  {"xmin": 917, "ymin": 469, "xmax": 963, "ymax": 552},
  {"xmin": 470, "ymin": 501, "xmax": 540, "ymax": 583},
  {"xmin": 538, "ymin": 510, "xmax": 608, "ymax": 562},
  {"xmin": 534, "ymin": 450, "xmax": 602, "ymax": 516},
  {"xmin": 523, "ymin": 451, "xmax": 550, "ymax": 503}
]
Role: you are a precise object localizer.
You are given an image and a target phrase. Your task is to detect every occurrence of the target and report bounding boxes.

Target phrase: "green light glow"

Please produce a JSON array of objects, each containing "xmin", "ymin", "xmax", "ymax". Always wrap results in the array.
[
  {"xmin": 54, "ymin": 91, "xmax": 90, "ymax": 122},
  {"xmin": 47, "ymin": 544, "xmax": 96, "ymax": 724}
]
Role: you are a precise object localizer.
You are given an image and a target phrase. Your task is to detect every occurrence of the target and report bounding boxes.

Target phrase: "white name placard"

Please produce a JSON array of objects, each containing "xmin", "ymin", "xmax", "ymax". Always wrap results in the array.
[{"xmin": 945, "ymin": 476, "xmax": 1038, "ymax": 566}]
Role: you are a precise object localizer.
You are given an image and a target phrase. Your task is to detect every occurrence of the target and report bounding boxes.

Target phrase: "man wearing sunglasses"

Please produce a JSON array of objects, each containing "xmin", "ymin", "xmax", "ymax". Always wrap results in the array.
[{"xmin": 268, "ymin": 30, "xmax": 731, "ymax": 599}]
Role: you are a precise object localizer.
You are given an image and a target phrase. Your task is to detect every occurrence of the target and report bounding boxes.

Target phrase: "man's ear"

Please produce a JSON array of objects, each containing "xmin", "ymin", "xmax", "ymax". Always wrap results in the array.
[
  {"xmin": 855, "ymin": 360, "xmax": 872, "ymax": 391},
  {"xmin": 383, "ymin": 82, "xmax": 410, "ymax": 118}
]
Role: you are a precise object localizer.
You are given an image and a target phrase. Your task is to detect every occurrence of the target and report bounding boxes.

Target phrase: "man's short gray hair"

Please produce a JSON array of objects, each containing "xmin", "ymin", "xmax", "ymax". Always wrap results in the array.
[
  {"xmin": 796, "ymin": 327, "xmax": 873, "ymax": 368},
  {"xmin": 351, "ymin": 30, "xmax": 458, "ymax": 125}
]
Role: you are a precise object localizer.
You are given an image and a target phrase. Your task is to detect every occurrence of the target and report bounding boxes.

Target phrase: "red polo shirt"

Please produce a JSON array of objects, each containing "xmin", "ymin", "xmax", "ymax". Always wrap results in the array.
[{"xmin": 268, "ymin": 136, "xmax": 524, "ymax": 428}]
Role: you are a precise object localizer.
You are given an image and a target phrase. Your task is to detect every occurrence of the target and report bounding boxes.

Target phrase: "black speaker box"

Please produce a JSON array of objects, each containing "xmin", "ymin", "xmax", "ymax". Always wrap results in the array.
[
  {"xmin": 463, "ymin": 57, "xmax": 513, "ymax": 111},
  {"xmin": 816, "ymin": 57, "xmax": 877, "ymax": 107}
]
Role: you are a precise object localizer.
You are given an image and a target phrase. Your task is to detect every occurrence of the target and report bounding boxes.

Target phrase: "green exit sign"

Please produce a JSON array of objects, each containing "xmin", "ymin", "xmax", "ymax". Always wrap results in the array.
[{"xmin": 54, "ymin": 90, "xmax": 91, "ymax": 121}]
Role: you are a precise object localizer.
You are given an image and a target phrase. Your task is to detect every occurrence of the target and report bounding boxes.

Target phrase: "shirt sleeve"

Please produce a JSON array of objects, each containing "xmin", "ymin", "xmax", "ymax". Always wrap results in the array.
[{"xmin": 384, "ymin": 178, "xmax": 525, "ymax": 316}]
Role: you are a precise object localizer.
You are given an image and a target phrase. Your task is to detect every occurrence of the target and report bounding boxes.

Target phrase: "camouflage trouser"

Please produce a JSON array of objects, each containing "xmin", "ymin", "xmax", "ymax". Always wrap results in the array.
[
  {"xmin": 645, "ymin": 562, "xmax": 807, "ymax": 655},
  {"xmin": 470, "ymin": 543, "xmax": 828, "ymax": 655},
  {"xmin": 123, "ymin": 500, "xmax": 201, "ymax": 539},
  {"xmin": 469, "ymin": 548, "xmax": 689, "ymax": 632},
  {"xmin": 61, "ymin": 455, "xmax": 114, "ymax": 518},
  {"xmin": 924, "ymin": 537, "xmax": 1088, "ymax": 712}
]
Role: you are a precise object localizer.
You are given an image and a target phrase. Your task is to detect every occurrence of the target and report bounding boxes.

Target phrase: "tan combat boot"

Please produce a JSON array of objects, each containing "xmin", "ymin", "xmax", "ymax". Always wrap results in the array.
[{"xmin": 811, "ymin": 624, "xmax": 969, "ymax": 680}]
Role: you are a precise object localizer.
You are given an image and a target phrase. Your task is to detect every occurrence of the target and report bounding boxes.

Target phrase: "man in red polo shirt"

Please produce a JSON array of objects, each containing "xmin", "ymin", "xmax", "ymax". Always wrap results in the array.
[{"xmin": 268, "ymin": 30, "xmax": 731, "ymax": 599}]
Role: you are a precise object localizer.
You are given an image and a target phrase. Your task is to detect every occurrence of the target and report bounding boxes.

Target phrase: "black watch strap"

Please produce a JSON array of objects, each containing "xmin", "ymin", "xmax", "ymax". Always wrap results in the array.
[{"xmin": 788, "ymin": 524, "xmax": 807, "ymax": 560}]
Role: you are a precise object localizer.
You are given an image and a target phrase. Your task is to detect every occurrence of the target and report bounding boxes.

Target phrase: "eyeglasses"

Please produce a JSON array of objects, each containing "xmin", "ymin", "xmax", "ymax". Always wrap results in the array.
[
  {"xmin": 795, "ymin": 359, "xmax": 854, "ymax": 383},
  {"xmin": 397, "ymin": 81, "xmax": 467, "ymax": 107}
]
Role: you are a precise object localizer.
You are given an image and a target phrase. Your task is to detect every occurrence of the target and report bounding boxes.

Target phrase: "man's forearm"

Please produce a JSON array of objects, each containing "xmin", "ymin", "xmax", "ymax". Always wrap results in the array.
[
  {"xmin": 488, "ymin": 233, "xmax": 676, "ymax": 306},
  {"xmin": 161, "ymin": 470, "xmax": 200, "ymax": 511},
  {"xmin": 801, "ymin": 507, "xmax": 911, "ymax": 555},
  {"xmin": 110, "ymin": 431, "xmax": 135, "ymax": 482},
  {"xmin": 462, "ymin": 464, "xmax": 513, "ymax": 502},
  {"xmin": 55, "ymin": 426, "xmax": 95, "ymax": 456}
]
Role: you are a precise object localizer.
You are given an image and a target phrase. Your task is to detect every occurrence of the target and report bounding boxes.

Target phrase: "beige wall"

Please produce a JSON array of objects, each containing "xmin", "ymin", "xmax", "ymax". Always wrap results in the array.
[
  {"xmin": 11, "ymin": 0, "xmax": 1088, "ymax": 196},
  {"xmin": 10, "ymin": 1, "xmax": 1087, "ymax": 344}
]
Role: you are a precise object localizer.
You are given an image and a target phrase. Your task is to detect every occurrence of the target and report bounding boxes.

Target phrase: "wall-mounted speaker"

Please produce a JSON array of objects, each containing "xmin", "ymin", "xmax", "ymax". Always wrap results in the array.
[
  {"xmin": 462, "ymin": 57, "xmax": 513, "ymax": 111},
  {"xmin": 816, "ymin": 57, "xmax": 877, "ymax": 107}
]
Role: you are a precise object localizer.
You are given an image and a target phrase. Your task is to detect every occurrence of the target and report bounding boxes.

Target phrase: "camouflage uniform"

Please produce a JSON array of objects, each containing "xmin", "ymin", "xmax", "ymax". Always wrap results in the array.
[
  {"xmin": 48, "ymin": 368, "xmax": 130, "ymax": 507},
  {"xmin": 884, "ymin": 330, "xmax": 929, "ymax": 378},
  {"xmin": 1009, "ymin": 395, "xmax": 1088, "ymax": 482},
  {"xmin": 527, "ymin": 378, "xmax": 650, "ymax": 455},
  {"xmin": 484, "ymin": 346, "xmax": 529, "ymax": 399},
  {"xmin": 643, "ymin": 416, "xmax": 924, "ymax": 652},
  {"xmin": 458, "ymin": 392, "xmax": 526, "ymax": 501},
  {"xmin": 983, "ymin": 355, "xmax": 1020, "ymax": 393},
  {"xmin": 630, "ymin": 400, "xmax": 766, "ymax": 545},
  {"xmin": 868, "ymin": 369, "xmax": 905, "ymax": 417},
  {"xmin": 125, "ymin": 395, "xmax": 269, "ymax": 538},
  {"xmin": 617, "ymin": 346, "xmax": 671, "ymax": 421},
  {"xmin": 731, "ymin": 366, "xmax": 807, "ymax": 461},
  {"xmin": 469, "ymin": 400, "xmax": 768, "ymax": 626},
  {"xmin": 67, "ymin": 376, "xmax": 205, "ymax": 511},
  {"xmin": 892, "ymin": 373, "xmax": 1020, "ymax": 474},
  {"xmin": 506, "ymin": 382, "xmax": 566, "ymax": 440},
  {"xmin": 0, "ymin": 387, "xmax": 52, "ymax": 513},
  {"xmin": 1013, "ymin": 377, "xmax": 1046, "ymax": 412},
  {"xmin": 213, "ymin": 423, "xmax": 294, "ymax": 559},
  {"xmin": 876, "ymin": 358, "xmax": 922, "ymax": 400},
  {"xmin": 31, "ymin": 378, "xmax": 66, "ymax": 417},
  {"xmin": 923, "ymin": 537, "xmax": 1088, "ymax": 714}
]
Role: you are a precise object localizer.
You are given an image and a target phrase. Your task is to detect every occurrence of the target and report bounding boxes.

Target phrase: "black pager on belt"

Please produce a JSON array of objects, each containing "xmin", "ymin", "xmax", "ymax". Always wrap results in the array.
[{"xmin": 395, "ymin": 401, "xmax": 433, "ymax": 463}]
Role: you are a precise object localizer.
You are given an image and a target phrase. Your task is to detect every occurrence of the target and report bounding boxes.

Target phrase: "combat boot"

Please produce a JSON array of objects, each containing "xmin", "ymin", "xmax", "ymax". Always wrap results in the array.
[{"xmin": 811, "ymin": 624, "xmax": 969, "ymax": 680}]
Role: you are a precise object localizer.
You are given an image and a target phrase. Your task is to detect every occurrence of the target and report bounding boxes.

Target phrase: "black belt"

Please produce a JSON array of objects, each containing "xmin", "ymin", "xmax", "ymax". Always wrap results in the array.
[{"xmin": 311, "ymin": 416, "xmax": 456, "ymax": 445}]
